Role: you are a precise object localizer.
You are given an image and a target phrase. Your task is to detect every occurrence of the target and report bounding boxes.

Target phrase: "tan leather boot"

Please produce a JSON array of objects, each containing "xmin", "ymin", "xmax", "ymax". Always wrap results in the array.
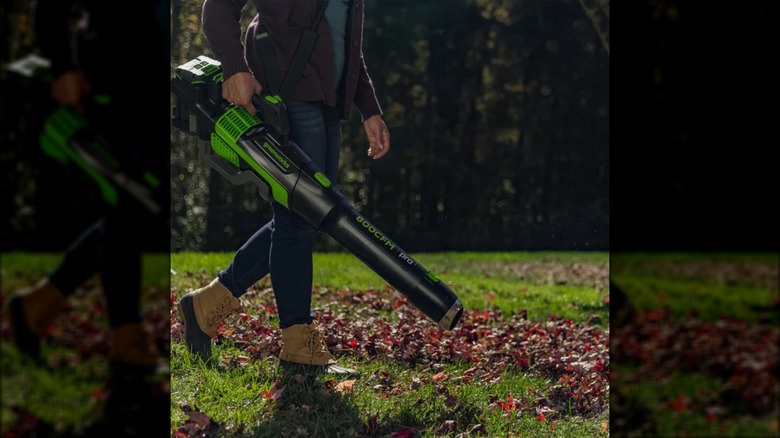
[
  {"xmin": 109, "ymin": 322, "xmax": 160, "ymax": 367},
  {"xmin": 279, "ymin": 321, "xmax": 336, "ymax": 365},
  {"xmin": 15, "ymin": 278, "xmax": 69, "ymax": 335},
  {"xmin": 176, "ymin": 277, "xmax": 240, "ymax": 359},
  {"xmin": 279, "ymin": 321, "xmax": 359, "ymax": 377},
  {"xmin": 9, "ymin": 278, "xmax": 68, "ymax": 359}
]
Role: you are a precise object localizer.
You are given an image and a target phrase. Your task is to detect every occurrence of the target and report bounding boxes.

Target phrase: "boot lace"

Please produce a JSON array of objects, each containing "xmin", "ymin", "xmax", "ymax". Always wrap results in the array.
[
  {"xmin": 306, "ymin": 323, "xmax": 330, "ymax": 361},
  {"xmin": 207, "ymin": 297, "xmax": 238, "ymax": 328}
]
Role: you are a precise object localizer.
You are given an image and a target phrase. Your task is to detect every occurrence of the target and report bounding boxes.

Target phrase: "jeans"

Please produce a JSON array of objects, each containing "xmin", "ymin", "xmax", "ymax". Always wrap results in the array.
[
  {"xmin": 49, "ymin": 193, "xmax": 154, "ymax": 328},
  {"xmin": 218, "ymin": 101, "xmax": 341, "ymax": 329}
]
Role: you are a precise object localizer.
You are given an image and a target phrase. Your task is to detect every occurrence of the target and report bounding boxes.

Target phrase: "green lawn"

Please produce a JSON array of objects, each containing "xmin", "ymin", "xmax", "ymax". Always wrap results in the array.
[
  {"xmin": 170, "ymin": 251, "xmax": 609, "ymax": 437},
  {"xmin": 1, "ymin": 252, "xmax": 170, "ymax": 436},
  {"xmin": 610, "ymin": 252, "xmax": 779, "ymax": 438},
  {"xmin": 1, "ymin": 251, "xmax": 610, "ymax": 437}
]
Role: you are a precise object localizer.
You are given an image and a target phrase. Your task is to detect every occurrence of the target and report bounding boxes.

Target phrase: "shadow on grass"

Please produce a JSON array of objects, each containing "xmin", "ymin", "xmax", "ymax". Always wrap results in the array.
[
  {"xmin": 193, "ymin": 365, "xmax": 365, "ymax": 437},
  {"xmin": 188, "ymin": 360, "xmax": 489, "ymax": 438},
  {"xmin": 1, "ymin": 343, "xmax": 170, "ymax": 438}
]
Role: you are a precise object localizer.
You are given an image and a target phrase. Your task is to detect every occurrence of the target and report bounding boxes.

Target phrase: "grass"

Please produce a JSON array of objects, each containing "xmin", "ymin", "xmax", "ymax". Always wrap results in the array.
[
  {"xmin": 1, "ymin": 252, "xmax": 170, "ymax": 436},
  {"xmin": 611, "ymin": 252, "xmax": 778, "ymax": 322},
  {"xmin": 611, "ymin": 252, "xmax": 779, "ymax": 437},
  {"xmin": 170, "ymin": 251, "xmax": 609, "ymax": 437},
  {"xmin": 1, "ymin": 251, "xmax": 610, "ymax": 436},
  {"xmin": 171, "ymin": 344, "xmax": 606, "ymax": 437},
  {"xmin": 172, "ymin": 251, "xmax": 610, "ymax": 324}
]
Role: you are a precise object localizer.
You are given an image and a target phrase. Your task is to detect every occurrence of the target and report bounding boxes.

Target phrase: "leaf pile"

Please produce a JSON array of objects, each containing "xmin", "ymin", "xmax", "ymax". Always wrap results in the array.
[
  {"xmin": 612, "ymin": 309, "xmax": 779, "ymax": 415},
  {"xmin": 172, "ymin": 284, "xmax": 610, "ymax": 419}
]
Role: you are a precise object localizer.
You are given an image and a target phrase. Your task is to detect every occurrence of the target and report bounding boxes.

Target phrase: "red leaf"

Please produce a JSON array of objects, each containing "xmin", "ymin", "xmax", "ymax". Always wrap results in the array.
[
  {"xmin": 261, "ymin": 381, "xmax": 283, "ymax": 400},
  {"xmin": 391, "ymin": 429, "xmax": 414, "ymax": 438},
  {"xmin": 498, "ymin": 394, "xmax": 515, "ymax": 413},
  {"xmin": 536, "ymin": 414, "xmax": 546, "ymax": 421},
  {"xmin": 669, "ymin": 394, "xmax": 688, "ymax": 413}
]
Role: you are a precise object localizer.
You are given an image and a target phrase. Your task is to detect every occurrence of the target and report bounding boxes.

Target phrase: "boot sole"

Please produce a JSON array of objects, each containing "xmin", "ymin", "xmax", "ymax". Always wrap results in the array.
[
  {"xmin": 9, "ymin": 296, "xmax": 41, "ymax": 360},
  {"xmin": 177, "ymin": 295, "xmax": 213, "ymax": 361}
]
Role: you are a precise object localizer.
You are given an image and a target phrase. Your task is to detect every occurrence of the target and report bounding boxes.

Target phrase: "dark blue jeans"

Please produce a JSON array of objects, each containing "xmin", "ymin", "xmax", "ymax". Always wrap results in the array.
[
  {"xmin": 48, "ymin": 193, "xmax": 153, "ymax": 328},
  {"xmin": 218, "ymin": 101, "xmax": 341, "ymax": 329}
]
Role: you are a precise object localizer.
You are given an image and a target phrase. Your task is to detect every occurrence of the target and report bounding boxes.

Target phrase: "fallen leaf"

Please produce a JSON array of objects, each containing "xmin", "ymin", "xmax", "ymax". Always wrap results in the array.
[
  {"xmin": 185, "ymin": 411, "xmax": 211, "ymax": 429},
  {"xmin": 391, "ymin": 429, "xmax": 414, "ymax": 438},
  {"xmin": 432, "ymin": 371, "xmax": 447, "ymax": 382},
  {"xmin": 334, "ymin": 380, "xmax": 356, "ymax": 394}
]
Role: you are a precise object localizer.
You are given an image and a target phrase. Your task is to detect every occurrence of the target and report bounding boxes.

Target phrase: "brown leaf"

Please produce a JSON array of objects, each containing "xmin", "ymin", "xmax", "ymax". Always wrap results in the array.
[
  {"xmin": 334, "ymin": 379, "xmax": 356, "ymax": 394},
  {"xmin": 185, "ymin": 411, "xmax": 210, "ymax": 429}
]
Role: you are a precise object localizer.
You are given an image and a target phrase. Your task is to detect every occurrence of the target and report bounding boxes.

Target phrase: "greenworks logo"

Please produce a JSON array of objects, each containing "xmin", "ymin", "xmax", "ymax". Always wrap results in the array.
[{"xmin": 262, "ymin": 141, "xmax": 290, "ymax": 169}]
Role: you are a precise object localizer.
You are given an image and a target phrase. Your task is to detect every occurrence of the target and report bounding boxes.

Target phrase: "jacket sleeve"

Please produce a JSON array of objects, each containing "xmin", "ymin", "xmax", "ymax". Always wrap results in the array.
[
  {"xmin": 33, "ymin": 0, "xmax": 79, "ymax": 76},
  {"xmin": 202, "ymin": 0, "xmax": 251, "ymax": 79},
  {"xmin": 354, "ymin": 53, "xmax": 383, "ymax": 121}
]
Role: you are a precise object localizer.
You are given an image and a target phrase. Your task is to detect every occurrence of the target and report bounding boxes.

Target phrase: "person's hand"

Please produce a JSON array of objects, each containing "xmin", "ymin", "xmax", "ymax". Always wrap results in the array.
[
  {"xmin": 51, "ymin": 71, "xmax": 91, "ymax": 114},
  {"xmin": 364, "ymin": 115, "xmax": 390, "ymax": 160},
  {"xmin": 223, "ymin": 72, "xmax": 262, "ymax": 115}
]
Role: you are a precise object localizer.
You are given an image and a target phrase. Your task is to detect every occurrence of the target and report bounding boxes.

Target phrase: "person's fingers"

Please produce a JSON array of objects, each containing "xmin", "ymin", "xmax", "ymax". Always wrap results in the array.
[
  {"xmin": 365, "ymin": 124, "xmax": 378, "ymax": 154},
  {"xmin": 367, "ymin": 120, "xmax": 390, "ymax": 159},
  {"xmin": 372, "ymin": 134, "xmax": 390, "ymax": 159},
  {"xmin": 381, "ymin": 126, "xmax": 390, "ymax": 150}
]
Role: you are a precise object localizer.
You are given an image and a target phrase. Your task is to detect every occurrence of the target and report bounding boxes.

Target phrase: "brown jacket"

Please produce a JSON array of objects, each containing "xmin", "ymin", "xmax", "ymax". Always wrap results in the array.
[{"xmin": 202, "ymin": 0, "xmax": 382, "ymax": 121}]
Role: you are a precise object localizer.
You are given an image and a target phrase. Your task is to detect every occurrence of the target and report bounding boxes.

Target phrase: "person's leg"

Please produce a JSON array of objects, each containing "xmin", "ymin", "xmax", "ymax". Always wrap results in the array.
[
  {"xmin": 100, "ymin": 208, "xmax": 142, "ymax": 329},
  {"xmin": 219, "ymin": 101, "xmax": 341, "ymax": 302},
  {"xmin": 178, "ymin": 216, "xmax": 272, "ymax": 360},
  {"xmin": 10, "ymin": 218, "xmax": 105, "ymax": 359},
  {"xmin": 48, "ymin": 218, "xmax": 106, "ymax": 295},
  {"xmin": 218, "ymin": 220, "xmax": 273, "ymax": 298},
  {"xmin": 272, "ymin": 101, "xmax": 356, "ymax": 375},
  {"xmin": 99, "ymin": 199, "xmax": 161, "ymax": 369},
  {"xmin": 269, "ymin": 100, "xmax": 339, "ymax": 330},
  {"xmin": 269, "ymin": 203, "xmax": 317, "ymax": 329}
]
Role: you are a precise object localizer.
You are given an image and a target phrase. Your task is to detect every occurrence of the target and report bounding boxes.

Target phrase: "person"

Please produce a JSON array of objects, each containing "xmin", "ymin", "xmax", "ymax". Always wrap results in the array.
[
  {"xmin": 178, "ymin": 0, "xmax": 390, "ymax": 375},
  {"xmin": 8, "ymin": 0, "xmax": 169, "ymax": 389}
]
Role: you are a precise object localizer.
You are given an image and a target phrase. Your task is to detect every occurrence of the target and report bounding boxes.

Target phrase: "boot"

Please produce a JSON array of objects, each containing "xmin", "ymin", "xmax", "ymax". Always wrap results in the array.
[
  {"xmin": 109, "ymin": 322, "xmax": 161, "ymax": 368},
  {"xmin": 8, "ymin": 278, "xmax": 68, "ymax": 359},
  {"xmin": 279, "ymin": 321, "xmax": 359, "ymax": 377},
  {"xmin": 176, "ymin": 277, "xmax": 240, "ymax": 360},
  {"xmin": 105, "ymin": 322, "xmax": 169, "ymax": 437}
]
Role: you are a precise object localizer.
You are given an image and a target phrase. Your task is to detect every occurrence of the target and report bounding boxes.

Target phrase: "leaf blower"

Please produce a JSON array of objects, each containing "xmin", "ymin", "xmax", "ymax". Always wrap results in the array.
[
  {"xmin": 4, "ymin": 54, "xmax": 163, "ymax": 215},
  {"xmin": 171, "ymin": 56, "xmax": 463, "ymax": 330}
]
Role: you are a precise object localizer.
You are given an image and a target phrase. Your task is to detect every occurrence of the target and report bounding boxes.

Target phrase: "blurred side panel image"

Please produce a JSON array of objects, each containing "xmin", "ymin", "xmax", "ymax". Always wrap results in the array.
[
  {"xmin": 1, "ymin": 1, "xmax": 171, "ymax": 436},
  {"xmin": 609, "ymin": 2, "xmax": 778, "ymax": 436}
]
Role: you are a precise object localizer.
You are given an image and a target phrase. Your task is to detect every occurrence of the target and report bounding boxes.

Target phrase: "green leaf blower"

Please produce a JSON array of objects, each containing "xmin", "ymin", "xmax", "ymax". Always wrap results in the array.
[
  {"xmin": 5, "ymin": 54, "xmax": 163, "ymax": 215},
  {"xmin": 171, "ymin": 56, "xmax": 464, "ymax": 330}
]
